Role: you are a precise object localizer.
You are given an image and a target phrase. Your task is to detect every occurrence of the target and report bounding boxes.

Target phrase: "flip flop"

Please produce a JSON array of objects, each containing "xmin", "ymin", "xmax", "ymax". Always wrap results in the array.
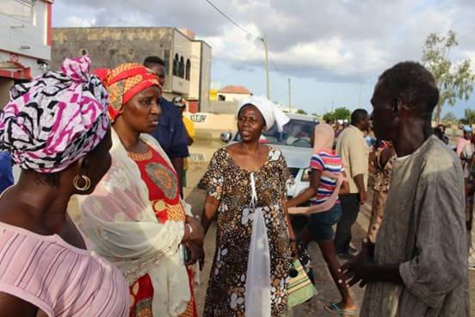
[{"xmin": 324, "ymin": 303, "xmax": 358, "ymax": 316}]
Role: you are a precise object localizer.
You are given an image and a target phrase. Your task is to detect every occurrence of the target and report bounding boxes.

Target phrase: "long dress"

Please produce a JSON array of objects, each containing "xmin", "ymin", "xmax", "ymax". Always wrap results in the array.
[
  {"xmin": 199, "ymin": 146, "xmax": 292, "ymax": 317},
  {"xmin": 129, "ymin": 146, "xmax": 197, "ymax": 317},
  {"xmin": 77, "ymin": 130, "xmax": 195, "ymax": 317}
]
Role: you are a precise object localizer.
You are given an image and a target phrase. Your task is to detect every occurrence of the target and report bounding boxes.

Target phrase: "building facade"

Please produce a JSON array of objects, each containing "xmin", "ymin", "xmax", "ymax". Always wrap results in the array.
[
  {"xmin": 218, "ymin": 85, "xmax": 252, "ymax": 102},
  {"xmin": 52, "ymin": 27, "xmax": 212, "ymax": 113},
  {"xmin": 0, "ymin": 0, "xmax": 53, "ymax": 107}
]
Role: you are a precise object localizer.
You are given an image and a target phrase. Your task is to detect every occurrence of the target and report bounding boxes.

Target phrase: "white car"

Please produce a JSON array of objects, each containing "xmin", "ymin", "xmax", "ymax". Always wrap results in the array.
[{"xmin": 221, "ymin": 114, "xmax": 319, "ymax": 204}]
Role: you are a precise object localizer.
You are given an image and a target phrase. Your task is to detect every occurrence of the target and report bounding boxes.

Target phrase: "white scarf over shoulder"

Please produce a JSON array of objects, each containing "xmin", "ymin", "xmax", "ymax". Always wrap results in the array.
[{"xmin": 76, "ymin": 129, "xmax": 191, "ymax": 317}]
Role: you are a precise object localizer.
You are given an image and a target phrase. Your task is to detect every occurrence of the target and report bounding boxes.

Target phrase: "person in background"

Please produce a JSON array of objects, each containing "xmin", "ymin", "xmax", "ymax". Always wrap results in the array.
[
  {"xmin": 343, "ymin": 61, "xmax": 467, "ymax": 317},
  {"xmin": 366, "ymin": 140, "xmax": 396, "ymax": 242},
  {"xmin": 0, "ymin": 151, "xmax": 13, "ymax": 193},
  {"xmin": 334, "ymin": 109, "xmax": 370, "ymax": 259},
  {"xmin": 364, "ymin": 128, "xmax": 376, "ymax": 148},
  {"xmin": 199, "ymin": 96, "xmax": 294, "ymax": 316},
  {"xmin": 173, "ymin": 96, "xmax": 196, "ymax": 189},
  {"xmin": 466, "ymin": 134, "xmax": 475, "ymax": 270},
  {"xmin": 81, "ymin": 63, "xmax": 204, "ymax": 317},
  {"xmin": 457, "ymin": 125, "xmax": 472, "ymax": 157},
  {"xmin": 462, "ymin": 134, "xmax": 475, "ymax": 231},
  {"xmin": 143, "ymin": 56, "xmax": 189, "ymax": 196},
  {"xmin": 437, "ymin": 123, "xmax": 449, "ymax": 145},
  {"xmin": 0, "ymin": 55, "xmax": 129, "ymax": 316},
  {"xmin": 287, "ymin": 123, "xmax": 357, "ymax": 316},
  {"xmin": 342, "ymin": 119, "xmax": 349, "ymax": 129}
]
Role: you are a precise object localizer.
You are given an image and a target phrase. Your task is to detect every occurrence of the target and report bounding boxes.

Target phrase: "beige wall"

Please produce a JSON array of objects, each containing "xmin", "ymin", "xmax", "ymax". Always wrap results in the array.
[
  {"xmin": 52, "ymin": 27, "xmax": 212, "ymax": 111},
  {"xmin": 189, "ymin": 42, "xmax": 202, "ymax": 100},
  {"xmin": 208, "ymin": 100, "xmax": 239, "ymax": 114},
  {"xmin": 172, "ymin": 30, "xmax": 192, "ymax": 95},
  {"xmin": 199, "ymin": 42, "xmax": 212, "ymax": 113},
  {"xmin": 218, "ymin": 92, "xmax": 251, "ymax": 102},
  {"xmin": 190, "ymin": 112, "xmax": 236, "ymax": 139},
  {"xmin": 52, "ymin": 27, "xmax": 175, "ymax": 91}
]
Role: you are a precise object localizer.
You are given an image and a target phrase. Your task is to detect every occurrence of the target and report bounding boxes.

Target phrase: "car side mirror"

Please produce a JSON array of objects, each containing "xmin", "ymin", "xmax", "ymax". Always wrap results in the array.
[{"xmin": 220, "ymin": 131, "xmax": 233, "ymax": 143}]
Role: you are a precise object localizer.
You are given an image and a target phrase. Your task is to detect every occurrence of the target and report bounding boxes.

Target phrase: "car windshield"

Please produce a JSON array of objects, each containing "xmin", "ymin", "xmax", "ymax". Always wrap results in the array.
[{"xmin": 262, "ymin": 118, "xmax": 317, "ymax": 148}]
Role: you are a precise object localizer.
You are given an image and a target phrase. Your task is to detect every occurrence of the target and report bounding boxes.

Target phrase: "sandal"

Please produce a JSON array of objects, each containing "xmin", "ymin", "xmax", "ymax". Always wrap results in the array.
[{"xmin": 324, "ymin": 303, "xmax": 358, "ymax": 316}]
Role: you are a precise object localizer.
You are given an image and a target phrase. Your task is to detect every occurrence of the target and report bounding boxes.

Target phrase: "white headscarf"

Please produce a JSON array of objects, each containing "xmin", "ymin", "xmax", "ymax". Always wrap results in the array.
[{"xmin": 237, "ymin": 96, "xmax": 289, "ymax": 132}]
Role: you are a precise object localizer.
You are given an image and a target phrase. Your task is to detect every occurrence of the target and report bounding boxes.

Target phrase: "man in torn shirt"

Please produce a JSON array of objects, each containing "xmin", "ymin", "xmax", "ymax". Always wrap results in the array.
[{"xmin": 343, "ymin": 61, "xmax": 468, "ymax": 317}]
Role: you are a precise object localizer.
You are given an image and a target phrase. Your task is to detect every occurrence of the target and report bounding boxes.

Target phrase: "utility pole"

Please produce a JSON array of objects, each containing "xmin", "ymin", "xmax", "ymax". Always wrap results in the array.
[
  {"xmin": 263, "ymin": 35, "xmax": 270, "ymax": 100},
  {"xmin": 288, "ymin": 77, "xmax": 292, "ymax": 113}
]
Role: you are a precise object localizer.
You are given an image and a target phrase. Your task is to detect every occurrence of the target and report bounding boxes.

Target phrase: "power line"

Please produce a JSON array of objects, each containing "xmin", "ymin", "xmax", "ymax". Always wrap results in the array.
[
  {"xmin": 269, "ymin": 54, "xmax": 285, "ymax": 78},
  {"xmin": 204, "ymin": 0, "xmax": 262, "ymax": 41}
]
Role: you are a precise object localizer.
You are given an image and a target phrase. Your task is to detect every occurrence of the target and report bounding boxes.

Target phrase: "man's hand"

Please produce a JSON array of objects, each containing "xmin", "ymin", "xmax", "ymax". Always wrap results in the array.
[
  {"xmin": 185, "ymin": 241, "xmax": 204, "ymax": 266},
  {"xmin": 342, "ymin": 239, "xmax": 375, "ymax": 287}
]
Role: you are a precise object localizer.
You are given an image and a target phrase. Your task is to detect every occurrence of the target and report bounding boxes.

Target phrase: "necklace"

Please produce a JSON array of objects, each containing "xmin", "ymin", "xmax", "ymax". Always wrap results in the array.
[{"xmin": 127, "ymin": 147, "xmax": 152, "ymax": 161}]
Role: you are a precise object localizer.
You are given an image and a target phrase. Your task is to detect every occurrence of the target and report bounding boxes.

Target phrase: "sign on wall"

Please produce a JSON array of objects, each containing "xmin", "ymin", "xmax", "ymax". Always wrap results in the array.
[{"xmin": 190, "ymin": 113, "xmax": 207, "ymax": 123}]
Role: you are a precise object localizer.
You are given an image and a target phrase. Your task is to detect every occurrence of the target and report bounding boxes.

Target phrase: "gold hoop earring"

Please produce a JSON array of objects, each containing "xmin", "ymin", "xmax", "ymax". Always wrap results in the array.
[{"xmin": 73, "ymin": 175, "xmax": 91, "ymax": 192}]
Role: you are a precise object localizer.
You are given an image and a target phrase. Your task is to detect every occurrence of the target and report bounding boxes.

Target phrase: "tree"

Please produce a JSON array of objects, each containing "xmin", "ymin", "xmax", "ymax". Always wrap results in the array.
[
  {"xmin": 442, "ymin": 112, "xmax": 458, "ymax": 125},
  {"xmin": 296, "ymin": 109, "xmax": 307, "ymax": 115},
  {"xmin": 322, "ymin": 107, "xmax": 351, "ymax": 123},
  {"xmin": 333, "ymin": 107, "xmax": 351, "ymax": 120},
  {"xmin": 323, "ymin": 112, "xmax": 335, "ymax": 123},
  {"xmin": 460, "ymin": 108, "xmax": 475, "ymax": 125},
  {"xmin": 422, "ymin": 30, "xmax": 475, "ymax": 124}
]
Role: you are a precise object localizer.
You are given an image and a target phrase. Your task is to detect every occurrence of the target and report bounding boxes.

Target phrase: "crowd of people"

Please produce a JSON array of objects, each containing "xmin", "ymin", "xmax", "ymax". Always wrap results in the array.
[{"xmin": 0, "ymin": 54, "xmax": 472, "ymax": 317}]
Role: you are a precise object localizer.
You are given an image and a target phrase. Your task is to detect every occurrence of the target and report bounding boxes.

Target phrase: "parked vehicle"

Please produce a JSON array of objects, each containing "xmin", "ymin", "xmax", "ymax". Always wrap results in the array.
[{"xmin": 220, "ymin": 114, "xmax": 319, "ymax": 202}]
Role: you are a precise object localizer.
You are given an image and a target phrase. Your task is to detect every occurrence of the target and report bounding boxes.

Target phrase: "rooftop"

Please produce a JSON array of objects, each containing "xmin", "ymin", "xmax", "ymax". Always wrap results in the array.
[{"xmin": 218, "ymin": 85, "xmax": 251, "ymax": 95}]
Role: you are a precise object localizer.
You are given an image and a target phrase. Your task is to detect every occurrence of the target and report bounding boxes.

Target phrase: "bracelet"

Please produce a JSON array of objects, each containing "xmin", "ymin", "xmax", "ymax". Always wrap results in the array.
[{"xmin": 186, "ymin": 223, "xmax": 194, "ymax": 239}]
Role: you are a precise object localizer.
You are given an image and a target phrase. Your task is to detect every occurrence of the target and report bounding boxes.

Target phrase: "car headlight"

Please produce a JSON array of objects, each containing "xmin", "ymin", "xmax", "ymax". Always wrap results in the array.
[{"xmin": 301, "ymin": 168, "xmax": 311, "ymax": 181}]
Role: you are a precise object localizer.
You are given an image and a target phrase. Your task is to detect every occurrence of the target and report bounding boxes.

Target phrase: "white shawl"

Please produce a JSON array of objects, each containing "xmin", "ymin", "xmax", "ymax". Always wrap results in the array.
[
  {"xmin": 237, "ymin": 96, "xmax": 290, "ymax": 132},
  {"xmin": 76, "ymin": 129, "xmax": 191, "ymax": 317}
]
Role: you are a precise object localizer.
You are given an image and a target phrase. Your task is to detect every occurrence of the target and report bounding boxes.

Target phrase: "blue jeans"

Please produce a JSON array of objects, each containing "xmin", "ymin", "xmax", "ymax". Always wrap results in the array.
[{"xmin": 307, "ymin": 203, "xmax": 342, "ymax": 241}]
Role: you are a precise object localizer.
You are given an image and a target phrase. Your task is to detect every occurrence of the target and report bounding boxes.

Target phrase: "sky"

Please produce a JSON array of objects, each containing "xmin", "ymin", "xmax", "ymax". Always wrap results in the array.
[{"xmin": 52, "ymin": 0, "xmax": 475, "ymax": 118}]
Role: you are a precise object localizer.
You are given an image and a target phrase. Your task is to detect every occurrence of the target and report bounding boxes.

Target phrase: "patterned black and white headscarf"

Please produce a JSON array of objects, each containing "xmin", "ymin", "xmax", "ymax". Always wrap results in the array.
[{"xmin": 0, "ymin": 55, "xmax": 110, "ymax": 173}]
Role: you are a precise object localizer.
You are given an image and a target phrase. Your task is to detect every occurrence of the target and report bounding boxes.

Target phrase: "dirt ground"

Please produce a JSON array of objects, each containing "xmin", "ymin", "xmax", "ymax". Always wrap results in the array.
[{"xmin": 184, "ymin": 141, "xmax": 475, "ymax": 317}]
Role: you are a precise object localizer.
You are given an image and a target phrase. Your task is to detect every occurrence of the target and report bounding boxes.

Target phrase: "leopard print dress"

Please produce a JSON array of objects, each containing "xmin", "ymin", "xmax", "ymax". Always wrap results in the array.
[{"xmin": 199, "ymin": 147, "xmax": 292, "ymax": 317}]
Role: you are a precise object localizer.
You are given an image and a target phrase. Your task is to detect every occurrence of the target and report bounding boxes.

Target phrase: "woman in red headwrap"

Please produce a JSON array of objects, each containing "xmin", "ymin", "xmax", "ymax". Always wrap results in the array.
[{"xmin": 78, "ymin": 63, "xmax": 203, "ymax": 317}]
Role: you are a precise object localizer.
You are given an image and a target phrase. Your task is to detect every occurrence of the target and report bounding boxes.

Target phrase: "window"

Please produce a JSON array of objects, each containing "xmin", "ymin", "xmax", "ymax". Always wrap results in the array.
[
  {"xmin": 178, "ymin": 56, "xmax": 185, "ymax": 78},
  {"xmin": 185, "ymin": 59, "xmax": 191, "ymax": 81},
  {"xmin": 173, "ymin": 53, "xmax": 179, "ymax": 76},
  {"xmin": 163, "ymin": 49, "xmax": 170, "ymax": 77}
]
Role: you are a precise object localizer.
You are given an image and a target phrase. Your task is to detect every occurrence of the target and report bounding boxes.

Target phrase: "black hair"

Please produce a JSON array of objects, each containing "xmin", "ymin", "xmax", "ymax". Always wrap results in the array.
[
  {"xmin": 351, "ymin": 109, "xmax": 368, "ymax": 126},
  {"xmin": 433, "ymin": 127, "xmax": 444, "ymax": 140},
  {"xmin": 378, "ymin": 62, "xmax": 439, "ymax": 121},
  {"xmin": 143, "ymin": 56, "xmax": 165, "ymax": 67}
]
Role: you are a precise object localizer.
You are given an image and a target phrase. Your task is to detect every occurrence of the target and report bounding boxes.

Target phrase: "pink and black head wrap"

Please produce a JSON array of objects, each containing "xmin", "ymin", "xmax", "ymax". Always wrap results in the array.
[{"xmin": 0, "ymin": 55, "xmax": 110, "ymax": 173}]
